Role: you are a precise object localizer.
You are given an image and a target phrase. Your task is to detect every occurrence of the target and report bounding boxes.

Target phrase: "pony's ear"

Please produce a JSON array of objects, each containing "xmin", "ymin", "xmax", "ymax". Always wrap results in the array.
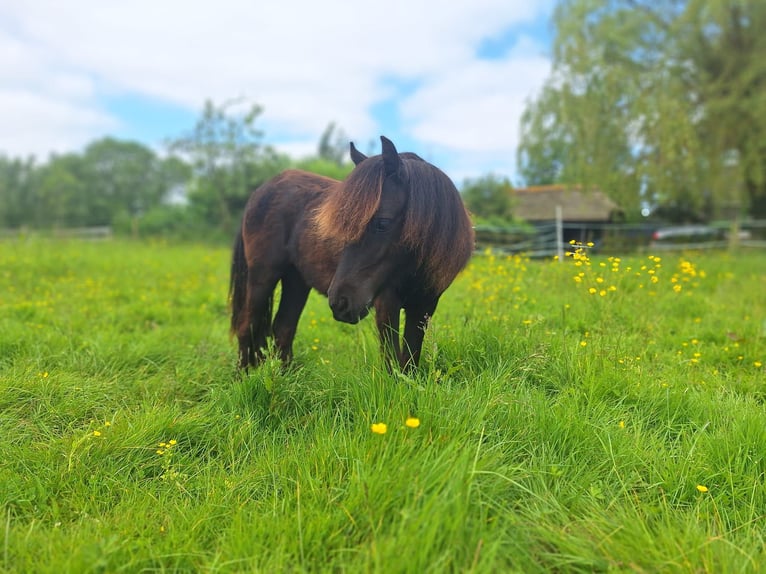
[
  {"xmin": 380, "ymin": 136, "xmax": 403, "ymax": 178},
  {"xmin": 349, "ymin": 141, "xmax": 367, "ymax": 165}
]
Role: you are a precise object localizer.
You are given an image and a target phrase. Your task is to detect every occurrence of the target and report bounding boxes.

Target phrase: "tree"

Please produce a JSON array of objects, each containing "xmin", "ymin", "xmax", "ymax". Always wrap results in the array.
[
  {"xmin": 317, "ymin": 122, "xmax": 350, "ymax": 166},
  {"xmin": 461, "ymin": 174, "xmax": 514, "ymax": 223},
  {"xmin": 81, "ymin": 137, "xmax": 182, "ymax": 225},
  {"xmin": 169, "ymin": 99, "xmax": 288, "ymax": 233},
  {"xmin": 35, "ymin": 154, "xmax": 89, "ymax": 227},
  {"xmin": 294, "ymin": 157, "xmax": 353, "ymax": 181},
  {"xmin": 518, "ymin": 0, "xmax": 766, "ymax": 220},
  {"xmin": 682, "ymin": 0, "xmax": 766, "ymax": 216},
  {"xmin": 0, "ymin": 155, "xmax": 38, "ymax": 227}
]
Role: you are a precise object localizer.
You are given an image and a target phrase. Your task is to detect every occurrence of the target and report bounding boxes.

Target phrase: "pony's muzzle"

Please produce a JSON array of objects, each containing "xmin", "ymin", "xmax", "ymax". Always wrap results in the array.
[{"xmin": 329, "ymin": 294, "xmax": 370, "ymax": 324}]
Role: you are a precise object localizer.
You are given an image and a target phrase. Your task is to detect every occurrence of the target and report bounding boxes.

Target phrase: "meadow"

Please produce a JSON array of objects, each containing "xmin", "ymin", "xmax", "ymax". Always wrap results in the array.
[{"xmin": 0, "ymin": 238, "xmax": 764, "ymax": 573}]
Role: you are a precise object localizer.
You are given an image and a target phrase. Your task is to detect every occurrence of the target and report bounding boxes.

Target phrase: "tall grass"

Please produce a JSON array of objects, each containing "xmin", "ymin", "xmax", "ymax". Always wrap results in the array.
[{"xmin": 1, "ymin": 239, "xmax": 764, "ymax": 572}]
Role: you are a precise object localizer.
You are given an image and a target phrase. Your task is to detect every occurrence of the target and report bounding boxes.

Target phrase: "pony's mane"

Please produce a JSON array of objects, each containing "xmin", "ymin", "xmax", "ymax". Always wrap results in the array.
[
  {"xmin": 399, "ymin": 158, "xmax": 474, "ymax": 293},
  {"xmin": 314, "ymin": 157, "xmax": 384, "ymax": 243},
  {"xmin": 314, "ymin": 153, "xmax": 474, "ymax": 294}
]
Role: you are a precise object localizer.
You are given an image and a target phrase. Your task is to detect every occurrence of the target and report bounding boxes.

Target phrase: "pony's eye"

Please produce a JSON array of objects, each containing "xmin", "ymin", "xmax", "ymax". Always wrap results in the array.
[{"xmin": 374, "ymin": 218, "xmax": 392, "ymax": 233}]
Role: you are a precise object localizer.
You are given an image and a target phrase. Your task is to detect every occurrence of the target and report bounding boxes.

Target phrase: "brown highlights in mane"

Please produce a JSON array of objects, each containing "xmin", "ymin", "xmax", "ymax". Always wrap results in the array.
[
  {"xmin": 313, "ymin": 150, "xmax": 473, "ymax": 295},
  {"xmin": 314, "ymin": 159, "xmax": 384, "ymax": 243}
]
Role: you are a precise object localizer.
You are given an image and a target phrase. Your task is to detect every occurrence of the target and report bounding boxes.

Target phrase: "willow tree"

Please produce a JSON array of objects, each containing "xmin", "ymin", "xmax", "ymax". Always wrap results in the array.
[{"xmin": 518, "ymin": 0, "xmax": 766, "ymax": 219}]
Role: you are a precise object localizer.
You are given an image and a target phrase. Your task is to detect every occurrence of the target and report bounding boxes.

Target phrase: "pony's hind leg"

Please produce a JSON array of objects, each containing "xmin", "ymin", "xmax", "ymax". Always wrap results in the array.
[
  {"xmin": 237, "ymin": 271, "xmax": 278, "ymax": 369},
  {"xmin": 272, "ymin": 267, "xmax": 311, "ymax": 362}
]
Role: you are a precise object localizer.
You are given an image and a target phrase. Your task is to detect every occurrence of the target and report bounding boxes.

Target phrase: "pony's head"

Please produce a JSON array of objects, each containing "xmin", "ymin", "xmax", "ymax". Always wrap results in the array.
[{"xmin": 314, "ymin": 136, "xmax": 473, "ymax": 324}]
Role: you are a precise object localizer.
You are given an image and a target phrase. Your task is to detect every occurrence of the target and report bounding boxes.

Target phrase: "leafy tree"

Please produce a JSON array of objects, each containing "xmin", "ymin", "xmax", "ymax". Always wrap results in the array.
[
  {"xmin": 682, "ymin": 0, "xmax": 766, "ymax": 216},
  {"xmin": 317, "ymin": 122, "xmax": 350, "ymax": 166},
  {"xmin": 518, "ymin": 0, "xmax": 766, "ymax": 219},
  {"xmin": 169, "ymin": 99, "xmax": 288, "ymax": 233},
  {"xmin": 294, "ymin": 157, "xmax": 353, "ymax": 181},
  {"xmin": 35, "ymin": 154, "xmax": 89, "ymax": 227},
  {"xmin": 0, "ymin": 155, "xmax": 38, "ymax": 227},
  {"xmin": 81, "ymin": 137, "xmax": 186, "ymax": 225},
  {"xmin": 461, "ymin": 174, "xmax": 514, "ymax": 223},
  {"xmin": 517, "ymin": 85, "xmax": 569, "ymax": 187}
]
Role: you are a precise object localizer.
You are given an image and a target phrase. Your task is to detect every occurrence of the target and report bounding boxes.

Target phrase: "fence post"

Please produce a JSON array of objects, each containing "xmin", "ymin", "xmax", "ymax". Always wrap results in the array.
[
  {"xmin": 728, "ymin": 218, "xmax": 740, "ymax": 251},
  {"xmin": 556, "ymin": 205, "xmax": 564, "ymax": 262}
]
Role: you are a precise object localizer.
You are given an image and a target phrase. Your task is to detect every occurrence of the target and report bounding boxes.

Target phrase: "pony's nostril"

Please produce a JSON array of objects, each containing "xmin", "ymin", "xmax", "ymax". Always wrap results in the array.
[{"xmin": 332, "ymin": 296, "xmax": 349, "ymax": 315}]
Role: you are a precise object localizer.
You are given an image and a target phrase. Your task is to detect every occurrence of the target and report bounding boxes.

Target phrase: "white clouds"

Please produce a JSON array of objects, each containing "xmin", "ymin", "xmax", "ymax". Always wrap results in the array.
[
  {"xmin": 0, "ymin": 90, "xmax": 117, "ymax": 158},
  {"xmin": 400, "ymin": 41, "xmax": 551, "ymax": 181},
  {"xmin": 0, "ymin": 0, "xmax": 553, "ymax": 177},
  {"xmin": 403, "ymin": 50, "xmax": 551, "ymax": 150}
]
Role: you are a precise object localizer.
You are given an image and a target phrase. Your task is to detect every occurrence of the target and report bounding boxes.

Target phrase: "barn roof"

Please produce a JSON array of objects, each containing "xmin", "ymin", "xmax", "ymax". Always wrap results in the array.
[{"xmin": 512, "ymin": 184, "xmax": 623, "ymax": 222}]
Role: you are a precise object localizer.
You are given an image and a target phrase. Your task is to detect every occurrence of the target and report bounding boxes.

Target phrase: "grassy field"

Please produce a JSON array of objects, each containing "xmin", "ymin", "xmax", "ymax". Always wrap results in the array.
[{"xmin": 1, "ymin": 238, "xmax": 764, "ymax": 573}]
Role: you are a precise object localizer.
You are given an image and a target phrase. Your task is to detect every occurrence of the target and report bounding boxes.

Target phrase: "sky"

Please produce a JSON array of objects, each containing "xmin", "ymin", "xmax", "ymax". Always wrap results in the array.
[{"xmin": 0, "ymin": 0, "xmax": 555, "ymax": 185}]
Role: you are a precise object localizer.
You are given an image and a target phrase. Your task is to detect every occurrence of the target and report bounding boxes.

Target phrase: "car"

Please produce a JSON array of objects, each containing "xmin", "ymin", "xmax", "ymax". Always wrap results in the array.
[{"xmin": 649, "ymin": 225, "xmax": 725, "ymax": 248}]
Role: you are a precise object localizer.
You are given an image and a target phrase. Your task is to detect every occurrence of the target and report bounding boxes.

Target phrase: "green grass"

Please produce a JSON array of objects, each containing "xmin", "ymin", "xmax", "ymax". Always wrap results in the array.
[{"xmin": 1, "ymin": 239, "xmax": 764, "ymax": 573}]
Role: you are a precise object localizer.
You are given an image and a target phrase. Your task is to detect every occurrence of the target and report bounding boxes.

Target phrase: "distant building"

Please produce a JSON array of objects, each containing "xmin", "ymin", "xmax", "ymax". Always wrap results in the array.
[
  {"xmin": 512, "ymin": 184, "xmax": 624, "ymax": 224},
  {"xmin": 512, "ymin": 184, "xmax": 624, "ymax": 246}
]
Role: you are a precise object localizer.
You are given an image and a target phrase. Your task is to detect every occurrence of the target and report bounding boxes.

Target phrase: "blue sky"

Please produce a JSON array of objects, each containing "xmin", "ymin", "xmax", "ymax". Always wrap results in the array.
[{"xmin": 0, "ymin": 1, "xmax": 555, "ymax": 185}]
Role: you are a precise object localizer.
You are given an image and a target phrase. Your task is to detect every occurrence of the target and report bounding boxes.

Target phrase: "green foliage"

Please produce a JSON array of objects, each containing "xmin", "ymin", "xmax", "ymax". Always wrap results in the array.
[
  {"xmin": 316, "ymin": 122, "xmax": 350, "ymax": 166},
  {"xmin": 294, "ymin": 157, "xmax": 354, "ymax": 180},
  {"xmin": 0, "ymin": 98, "xmax": 364, "ymax": 240},
  {"xmin": 1, "ymin": 239, "xmax": 764, "ymax": 571},
  {"xmin": 0, "ymin": 139, "xmax": 189, "ymax": 229},
  {"xmin": 168, "ymin": 99, "xmax": 290, "ymax": 235},
  {"xmin": 82, "ymin": 137, "xmax": 187, "ymax": 220},
  {"xmin": 519, "ymin": 0, "xmax": 766, "ymax": 219},
  {"xmin": 0, "ymin": 155, "xmax": 39, "ymax": 227},
  {"xmin": 461, "ymin": 174, "xmax": 515, "ymax": 224}
]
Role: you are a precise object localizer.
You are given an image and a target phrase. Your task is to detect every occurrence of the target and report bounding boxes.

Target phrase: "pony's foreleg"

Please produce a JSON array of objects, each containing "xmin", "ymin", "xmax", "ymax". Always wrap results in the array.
[
  {"xmin": 374, "ymin": 291, "xmax": 403, "ymax": 372},
  {"xmin": 272, "ymin": 268, "xmax": 311, "ymax": 362},
  {"xmin": 401, "ymin": 298, "xmax": 439, "ymax": 371}
]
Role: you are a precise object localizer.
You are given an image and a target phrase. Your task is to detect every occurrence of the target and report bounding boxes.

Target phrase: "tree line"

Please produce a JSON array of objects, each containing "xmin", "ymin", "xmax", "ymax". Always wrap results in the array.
[
  {"xmin": 2, "ymin": 0, "xmax": 763, "ymax": 231},
  {"xmin": 0, "ymin": 101, "xmax": 353, "ymax": 240}
]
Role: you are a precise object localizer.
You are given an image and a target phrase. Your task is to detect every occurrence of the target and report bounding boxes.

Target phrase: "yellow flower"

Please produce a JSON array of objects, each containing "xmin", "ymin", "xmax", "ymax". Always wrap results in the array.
[
  {"xmin": 618, "ymin": 420, "xmax": 625, "ymax": 429},
  {"xmin": 755, "ymin": 361, "xmax": 763, "ymax": 368},
  {"xmin": 696, "ymin": 484, "xmax": 709, "ymax": 493},
  {"xmin": 92, "ymin": 430, "xmax": 101, "ymax": 437},
  {"xmin": 104, "ymin": 421, "xmax": 111, "ymax": 427},
  {"xmin": 405, "ymin": 417, "xmax": 420, "ymax": 429},
  {"xmin": 168, "ymin": 439, "xmax": 177, "ymax": 446},
  {"xmin": 580, "ymin": 341, "xmax": 587, "ymax": 347},
  {"xmin": 371, "ymin": 422, "xmax": 387, "ymax": 435}
]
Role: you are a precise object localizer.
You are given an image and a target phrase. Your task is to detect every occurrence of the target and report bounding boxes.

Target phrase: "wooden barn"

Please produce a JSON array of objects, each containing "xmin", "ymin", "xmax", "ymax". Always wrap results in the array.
[
  {"xmin": 512, "ymin": 184, "xmax": 624, "ymax": 246},
  {"xmin": 512, "ymin": 184, "xmax": 623, "ymax": 224}
]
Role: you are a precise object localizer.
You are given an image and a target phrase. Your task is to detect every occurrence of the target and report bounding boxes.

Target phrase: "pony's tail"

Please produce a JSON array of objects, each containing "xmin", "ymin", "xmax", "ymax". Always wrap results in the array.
[{"xmin": 229, "ymin": 229, "xmax": 249, "ymax": 335}]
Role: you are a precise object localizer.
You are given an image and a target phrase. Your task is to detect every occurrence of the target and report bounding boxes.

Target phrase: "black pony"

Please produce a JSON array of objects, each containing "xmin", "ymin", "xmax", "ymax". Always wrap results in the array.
[{"xmin": 230, "ymin": 136, "xmax": 473, "ymax": 370}]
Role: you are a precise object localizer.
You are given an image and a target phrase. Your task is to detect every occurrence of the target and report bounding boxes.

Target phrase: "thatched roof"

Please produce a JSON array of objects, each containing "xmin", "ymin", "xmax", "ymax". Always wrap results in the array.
[{"xmin": 512, "ymin": 185, "xmax": 623, "ymax": 222}]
